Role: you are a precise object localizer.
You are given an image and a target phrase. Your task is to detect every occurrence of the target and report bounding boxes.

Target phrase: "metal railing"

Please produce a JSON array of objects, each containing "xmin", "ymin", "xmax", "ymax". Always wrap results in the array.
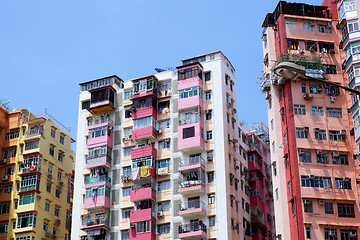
[
  {"xmin": 179, "ymin": 113, "xmax": 201, "ymax": 126},
  {"xmin": 20, "ymin": 185, "xmax": 38, "ymax": 193},
  {"xmin": 86, "ymin": 217, "xmax": 109, "ymax": 226},
  {"xmin": 131, "ymin": 187, "xmax": 157, "ymax": 198},
  {"xmin": 180, "ymin": 200, "xmax": 207, "ymax": 211},
  {"xmin": 86, "ymin": 155, "xmax": 111, "ymax": 165},
  {"xmin": 85, "ymin": 175, "xmax": 111, "ymax": 185},
  {"xmin": 180, "ymin": 156, "xmax": 205, "ymax": 167},
  {"xmin": 179, "ymin": 179, "xmax": 206, "ymax": 188},
  {"xmin": 179, "ymin": 222, "xmax": 207, "ymax": 234}
]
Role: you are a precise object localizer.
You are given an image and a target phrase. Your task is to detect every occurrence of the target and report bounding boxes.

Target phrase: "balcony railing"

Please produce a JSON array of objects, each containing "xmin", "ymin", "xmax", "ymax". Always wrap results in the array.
[
  {"xmin": 181, "ymin": 200, "xmax": 207, "ymax": 211},
  {"xmin": 20, "ymin": 185, "xmax": 38, "ymax": 193},
  {"xmin": 179, "ymin": 113, "xmax": 201, "ymax": 126},
  {"xmin": 85, "ymin": 217, "xmax": 109, "ymax": 227},
  {"xmin": 85, "ymin": 176, "xmax": 111, "ymax": 185},
  {"xmin": 86, "ymin": 155, "xmax": 111, "ymax": 165},
  {"xmin": 132, "ymin": 187, "xmax": 157, "ymax": 198},
  {"xmin": 180, "ymin": 179, "xmax": 205, "ymax": 188},
  {"xmin": 180, "ymin": 156, "xmax": 205, "ymax": 167},
  {"xmin": 178, "ymin": 222, "xmax": 207, "ymax": 234},
  {"xmin": 26, "ymin": 128, "xmax": 42, "ymax": 137}
]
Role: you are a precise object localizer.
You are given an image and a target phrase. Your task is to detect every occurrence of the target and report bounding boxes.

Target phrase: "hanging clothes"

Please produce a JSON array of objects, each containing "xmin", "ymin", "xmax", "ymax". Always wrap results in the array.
[
  {"xmin": 132, "ymin": 167, "xmax": 140, "ymax": 180},
  {"xmin": 140, "ymin": 166, "xmax": 150, "ymax": 178}
]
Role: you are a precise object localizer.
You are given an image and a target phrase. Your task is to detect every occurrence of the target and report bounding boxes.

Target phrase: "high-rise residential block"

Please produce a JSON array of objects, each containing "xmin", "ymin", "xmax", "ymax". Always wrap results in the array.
[
  {"xmin": 72, "ymin": 51, "xmax": 275, "ymax": 240},
  {"xmin": 261, "ymin": 1, "xmax": 360, "ymax": 239},
  {"xmin": 0, "ymin": 105, "xmax": 75, "ymax": 240}
]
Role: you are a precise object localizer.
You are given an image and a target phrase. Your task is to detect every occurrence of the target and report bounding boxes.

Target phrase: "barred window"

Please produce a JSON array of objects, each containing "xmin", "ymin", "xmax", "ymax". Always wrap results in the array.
[{"xmin": 294, "ymin": 104, "xmax": 306, "ymax": 115}]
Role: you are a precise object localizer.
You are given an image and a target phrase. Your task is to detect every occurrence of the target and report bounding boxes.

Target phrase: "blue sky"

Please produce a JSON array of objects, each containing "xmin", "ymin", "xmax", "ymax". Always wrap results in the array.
[{"xmin": 0, "ymin": 0, "xmax": 321, "ymax": 144}]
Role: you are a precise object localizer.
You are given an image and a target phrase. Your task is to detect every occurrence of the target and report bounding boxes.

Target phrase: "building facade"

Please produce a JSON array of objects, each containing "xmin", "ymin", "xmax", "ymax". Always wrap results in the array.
[
  {"xmin": 0, "ymin": 106, "xmax": 75, "ymax": 240},
  {"xmin": 72, "ymin": 51, "xmax": 274, "ymax": 240},
  {"xmin": 261, "ymin": 1, "xmax": 360, "ymax": 239}
]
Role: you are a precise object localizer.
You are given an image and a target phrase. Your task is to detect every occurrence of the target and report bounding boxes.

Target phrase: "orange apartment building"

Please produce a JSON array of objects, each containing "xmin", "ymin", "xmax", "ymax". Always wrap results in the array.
[{"xmin": 261, "ymin": 1, "xmax": 360, "ymax": 239}]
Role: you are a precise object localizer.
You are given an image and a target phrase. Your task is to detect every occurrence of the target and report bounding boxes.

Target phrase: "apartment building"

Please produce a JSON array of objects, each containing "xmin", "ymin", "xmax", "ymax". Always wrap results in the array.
[
  {"xmin": 261, "ymin": 1, "xmax": 360, "ymax": 239},
  {"xmin": 72, "ymin": 51, "xmax": 274, "ymax": 240},
  {"xmin": 0, "ymin": 105, "xmax": 75, "ymax": 240}
]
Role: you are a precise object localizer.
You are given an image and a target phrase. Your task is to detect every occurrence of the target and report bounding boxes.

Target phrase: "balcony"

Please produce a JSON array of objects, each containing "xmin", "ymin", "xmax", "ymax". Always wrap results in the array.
[
  {"xmin": 87, "ymin": 125, "xmax": 113, "ymax": 149},
  {"xmin": 345, "ymin": 54, "xmax": 360, "ymax": 71},
  {"xmin": 179, "ymin": 200, "xmax": 207, "ymax": 219},
  {"xmin": 343, "ymin": 31, "xmax": 360, "ymax": 49},
  {"xmin": 178, "ymin": 95, "xmax": 204, "ymax": 111},
  {"xmin": 179, "ymin": 112, "xmax": 201, "ymax": 126},
  {"xmin": 131, "ymin": 146, "xmax": 157, "ymax": 160},
  {"xmin": 178, "ymin": 123, "xmax": 205, "ymax": 154},
  {"xmin": 132, "ymin": 127, "xmax": 157, "ymax": 141},
  {"xmin": 24, "ymin": 128, "xmax": 43, "ymax": 140},
  {"xmin": 130, "ymin": 187, "xmax": 156, "ymax": 202},
  {"xmin": 179, "ymin": 179, "xmax": 206, "ymax": 197},
  {"xmin": 20, "ymin": 185, "xmax": 39, "ymax": 193},
  {"xmin": 178, "ymin": 156, "xmax": 205, "ymax": 172},
  {"xmin": 89, "ymin": 87, "xmax": 115, "ymax": 114},
  {"xmin": 351, "ymin": 101, "xmax": 360, "ymax": 115},
  {"xmin": 21, "ymin": 165, "xmax": 41, "ymax": 175},
  {"xmin": 132, "ymin": 106, "xmax": 157, "ymax": 120},
  {"xmin": 81, "ymin": 215, "xmax": 110, "ymax": 231},
  {"xmin": 84, "ymin": 195, "xmax": 111, "ymax": 210},
  {"xmin": 86, "ymin": 155, "xmax": 112, "ymax": 169},
  {"xmin": 130, "ymin": 208, "xmax": 156, "ymax": 223},
  {"xmin": 339, "ymin": 10, "xmax": 358, "ymax": 26},
  {"xmin": 178, "ymin": 222, "xmax": 207, "ymax": 240},
  {"xmin": 85, "ymin": 175, "xmax": 111, "ymax": 185},
  {"xmin": 349, "ymin": 75, "xmax": 360, "ymax": 89},
  {"xmin": 131, "ymin": 166, "xmax": 156, "ymax": 182}
]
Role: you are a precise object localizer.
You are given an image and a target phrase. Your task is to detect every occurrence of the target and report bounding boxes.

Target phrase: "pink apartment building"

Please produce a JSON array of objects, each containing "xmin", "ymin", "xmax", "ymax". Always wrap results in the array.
[
  {"xmin": 72, "ymin": 51, "xmax": 275, "ymax": 240},
  {"xmin": 261, "ymin": 1, "xmax": 360, "ymax": 240}
]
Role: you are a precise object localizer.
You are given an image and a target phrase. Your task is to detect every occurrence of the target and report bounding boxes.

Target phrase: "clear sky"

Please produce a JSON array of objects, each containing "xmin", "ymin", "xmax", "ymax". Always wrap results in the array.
[{"xmin": 0, "ymin": 0, "xmax": 321, "ymax": 144}]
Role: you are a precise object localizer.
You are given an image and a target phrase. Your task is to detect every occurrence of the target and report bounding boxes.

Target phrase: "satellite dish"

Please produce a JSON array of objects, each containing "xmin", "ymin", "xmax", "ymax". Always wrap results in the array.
[{"xmin": 155, "ymin": 68, "xmax": 166, "ymax": 73}]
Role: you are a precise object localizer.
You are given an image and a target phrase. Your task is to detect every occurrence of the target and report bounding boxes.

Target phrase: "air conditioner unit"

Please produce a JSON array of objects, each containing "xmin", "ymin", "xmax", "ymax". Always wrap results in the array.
[
  {"xmin": 314, "ymin": 128, "xmax": 320, "ymax": 133},
  {"xmin": 157, "ymin": 211, "xmax": 164, "ymax": 217},
  {"xmin": 130, "ymin": 223, "xmax": 135, "ymax": 228},
  {"xmin": 232, "ymin": 108, "xmax": 237, "ymax": 114},
  {"xmin": 129, "ymin": 134, "xmax": 132, "ymax": 139},
  {"xmin": 207, "ymin": 156, "xmax": 213, "ymax": 161},
  {"xmin": 55, "ymin": 219, "xmax": 61, "ymax": 225},
  {"xmin": 349, "ymin": 232, "xmax": 357, "ymax": 237},
  {"xmin": 343, "ymin": 177, "xmax": 350, "ymax": 182},
  {"xmin": 329, "ymin": 231, "xmax": 336, "ymax": 236},
  {"xmin": 316, "ymin": 151, "xmax": 322, "ymax": 156},
  {"xmin": 0, "ymin": 185, "xmax": 3, "ymax": 189},
  {"xmin": 319, "ymin": 200, "xmax": 324, "ymax": 205},
  {"xmin": 2, "ymin": 175, "xmax": 8, "ymax": 181},
  {"xmin": 48, "ymin": 174, "xmax": 53, "ymax": 179},
  {"xmin": 235, "ymin": 166, "xmax": 240, "ymax": 170},
  {"xmin": 165, "ymin": 138, "xmax": 170, "ymax": 142},
  {"xmin": 309, "ymin": 175, "xmax": 315, "ymax": 180},
  {"xmin": 328, "ymin": 22, "xmax": 333, "ymax": 27},
  {"xmin": 0, "ymin": 159, "xmax": 6, "ymax": 164},
  {"xmin": 157, "ymin": 129, "xmax": 162, "ymax": 134},
  {"xmin": 46, "ymin": 232, "xmax": 51, "ymax": 237},
  {"xmin": 303, "ymin": 93, "xmax": 313, "ymax": 100},
  {"xmin": 304, "ymin": 199, "xmax": 311, "ymax": 204},
  {"xmin": 309, "ymin": 21, "xmax": 315, "ymax": 26},
  {"xmin": 227, "ymin": 103, "xmax": 232, "ymax": 109},
  {"xmin": 303, "ymin": 127, "xmax": 309, "ymax": 132},
  {"xmin": 341, "ymin": 130, "xmax": 346, "ymax": 135},
  {"xmin": 36, "ymin": 195, "xmax": 41, "ymax": 200},
  {"xmin": 231, "ymin": 225, "xmax": 236, "ymax": 230},
  {"xmin": 332, "ymin": 151, "xmax": 340, "ymax": 157},
  {"xmin": 317, "ymin": 85, "xmax": 323, "ymax": 91},
  {"xmin": 59, "ymin": 181, "xmax": 64, "ymax": 187},
  {"xmin": 122, "ymin": 137, "xmax": 127, "ymax": 142},
  {"xmin": 299, "ymin": 150, "xmax": 305, "ymax": 156}
]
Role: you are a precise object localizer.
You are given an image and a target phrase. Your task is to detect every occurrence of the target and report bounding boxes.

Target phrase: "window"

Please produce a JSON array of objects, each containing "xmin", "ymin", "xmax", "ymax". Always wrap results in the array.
[
  {"xmin": 158, "ymin": 120, "xmax": 170, "ymax": 130},
  {"xmin": 55, "ymin": 189, "xmax": 61, "ymax": 198},
  {"xmin": 318, "ymin": 24, "xmax": 332, "ymax": 34},
  {"xmin": 205, "ymin": 91, "xmax": 212, "ymax": 100},
  {"xmin": 124, "ymin": 90, "xmax": 133, "ymax": 100},
  {"xmin": 159, "ymin": 140, "xmax": 170, "ymax": 150},
  {"xmin": 45, "ymin": 202, "xmax": 50, "ymax": 212},
  {"xmin": 302, "ymin": 83, "xmax": 307, "ymax": 93},
  {"xmin": 303, "ymin": 200, "xmax": 313, "ymax": 213},
  {"xmin": 49, "ymin": 145, "xmax": 55, "ymax": 156},
  {"xmin": 324, "ymin": 228, "xmax": 337, "ymax": 240},
  {"xmin": 296, "ymin": 128, "xmax": 309, "ymax": 139},
  {"xmin": 329, "ymin": 130, "xmax": 346, "ymax": 142},
  {"xmin": 3, "ymin": 185, "xmax": 11, "ymax": 194},
  {"xmin": 54, "ymin": 208, "xmax": 59, "ymax": 217},
  {"xmin": 207, "ymin": 151, "xmax": 213, "ymax": 161},
  {"xmin": 338, "ymin": 0, "xmax": 356, "ymax": 18},
  {"xmin": 312, "ymin": 106, "xmax": 324, "ymax": 116},
  {"xmin": 209, "ymin": 216, "xmax": 216, "ymax": 227},
  {"xmin": 125, "ymin": 109, "xmax": 132, "ymax": 118},
  {"xmin": 59, "ymin": 135, "xmax": 64, "ymax": 145},
  {"xmin": 20, "ymin": 174, "xmax": 40, "ymax": 192},
  {"xmin": 179, "ymin": 87, "xmax": 202, "ymax": 99},
  {"xmin": 43, "ymin": 222, "xmax": 48, "ymax": 231},
  {"xmin": 51, "ymin": 129, "xmax": 56, "ymax": 138},
  {"xmin": 323, "ymin": 65, "xmax": 337, "ymax": 74},
  {"xmin": 208, "ymin": 194, "xmax": 215, "ymax": 204},
  {"xmin": 305, "ymin": 41, "xmax": 318, "ymax": 52},
  {"xmin": 270, "ymin": 119, "xmax": 274, "ymax": 130},
  {"xmin": 347, "ymin": 19, "xmax": 359, "ymax": 34},
  {"xmin": 158, "ymin": 224, "xmax": 170, "ymax": 235},
  {"xmin": 324, "ymin": 86, "xmax": 340, "ymax": 96},
  {"xmin": 24, "ymin": 140, "xmax": 39, "ymax": 151},
  {"xmin": 340, "ymin": 229, "xmax": 358, "ymax": 240},
  {"xmin": 207, "ymin": 172, "xmax": 214, "ymax": 183},
  {"xmin": 327, "ymin": 108, "xmax": 342, "ymax": 118},
  {"xmin": 158, "ymin": 201, "xmax": 170, "ymax": 212},
  {"xmin": 133, "ymin": 117, "xmax": 155, "ymax": 130},
  {"xmin": 294, "ymin": 104, "xmax": 306, "ymax": 115},
  {"xmin": 338, "ymin": 203, "xmax": 355, "ymax": 218},
  {"xmin": 286, "ymin": 21, "xmax": 297, "ymax": 30},
  {"xmin": 157, "ymin": 159, "xmax": 170, "ymax": 169},
  {"xmin": 287, "ymin": 40, "xmax": 299, "ymax": 50},
  {"xmin": 183, "ymin": 127, "xmax": 195, "ymax": 139},
  {"xmin": 299, "ymin": 151, "xmax": 312, "ymax": 163},
  {"xmin": 325, "ymin": 202, "xmax": 334, "ymax": 214},
  {"xmin": 315, "ymin": 130, "xmax": 327, "ymax": 141},
  {"xmin": 3, "ymin": 148, "xmax": 16, "ymax": 159},
  {"xmin": 58, "ymin": 151, "xmax": 64, "ymax": 162},
  {"xmin": 317, "ymin": 152, "xmax": 329, "ymax": 164},
  {"xmin": 309, "ymin": 84, "xmax": 321, "ymax": 94},
  {"xmin": 4, "ymin": 166, "xmax": 14, "ymax": 175},
  {"xmin": 5, "ymin": 131, "xmax": 19, "ymax": 140},
  {"xmin": 122, "ymin": 187, "xmax": 131, "ymax": 197},
  {"xmin": 304, "ymin": 22, "xmax": 315, "ymax": 32},
  {"xmin": 53, "ymin": 227, "xmax": 57, "ymax": 237},
  {"xmin": 301, "ymin": 176, "xmax": 332, "ymax": 188},
  {"xmin": 46, "ymin": 183, "xmax": 51, "ymax": 193},
  {"xmin": 19, "ymin": 193, "xmax": 35, "ymax": 205},
  {"xmin": 17, "ymin": 213, "xmax": 37, "ymax": 228},
  {"xmin": 123, "ymin": 147, "xmax": 134, "ymax": 157},
  {"xmin": 333, "ymin": 154, "xmax": 349, "ymax": 165},
  {"xmin": 0, "ymin": 204, "xmax": 9, "ymax": 214},
  {"xmin": 121, "ymin": 230, "xmax": 130, "ymax": 240},
  {"xmin": 158, "ymin": 181, "xmax": 170, "ymax": 191},
  {"xmin": 206, "ymin": 131, "xmax": 212, "ymax": 140},
  {"xmin": 227, "ymin": 114, "xmax": 230, "ymax": 123},
  {"xmin": 57, "ymin": 171, "xmax": 62, "ymax": 181},
  {"xmin": 122, "ymin": 208, "xmax": 133, "ymax": 219},
  {"xmin": 206, "ymin": 111, "xmax": 212, "ymax": 120},
  {"xmin": 136, "ymin": 220, "xmax": 150, "ymax": 233},
  {"xmin": 288, "ymin": 181, "xmax": 291, "ymax": 193},
  {"xmin": 335, "ymin": 178, "xmax": 352, "ymax": 189},
  {"xmin": 305, "ymin": 226, "xmax": 311, "ymax": 239}
]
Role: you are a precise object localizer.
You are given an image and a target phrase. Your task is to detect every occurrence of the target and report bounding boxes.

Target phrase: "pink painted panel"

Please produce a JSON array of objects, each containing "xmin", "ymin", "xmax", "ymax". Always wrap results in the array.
[
  {"xmin": 177, "ymin": 123, "xmax": 205, "ymax": 151},
  {"xmin": 87, "ymin": 134, "xmax": 113, "ymax": 149},
  {"xmin": 84, "ymin": 195, "xmax": 110, "ymax": 209},
  {"xmin": 178, "ymin": 96, "xmax": 204, "ymax": 110},
  {"xmin": 132, "ymin": 91, "xmax": 157, "ymax": 100},
  {"xmin": 88, "ymin": 122, "xmax": 112, "ymax": 130},
  {"xmin": 250, "ymin": 196, "xmax": 265, "ymax": 212},
  {"xmin": 178, "ymin": 77, "xmax": 203, "ymax": 91},
  {"xmin": 177, "ymin": 63, "xmax": 203, "ymax": 71},
  {"xmin": 132, "ymin": 107, "xmax": 157, "ymax": 120},
  {"xmin": 86, "ymin": 161, "xmax": 111, "ymax": 169},
  {"xmin": 85, "ymin": 181, "xmax": 111, "ymax": 189},
  {"xmin": 178, "ymin": 230, "xmax": 207, "ymax": 239},
  {"xmin": 131, "ymin": 146, "xmax": 157, "ymax": 160},
  {"xmin": 130, "ymin": 187, "xmax": 156, "ymax": 202},
  {"xmin": 132, "ymin": 127, "xmax": 157, "ymax": 140},
  {"xmin": 130, "ymin": 208, "xmax": 153, "ymax": 223},
  {"xmin": 178, "ymin": 208, "xmax": 206, "ymax": 216},
  {"xmin": 248, "ymin": 161, "xmax": 265, "ymax": 176},
  {"xmin": 130, "ymin": 231, "xmax": 156, "ymax": 240},
  {"xmin": 178, "ymin": 185, "xmax": 206, "ymax": 194},
  {"xmin": 178, "ymin": 163, "xmax": 205, "ymax": 172}
]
